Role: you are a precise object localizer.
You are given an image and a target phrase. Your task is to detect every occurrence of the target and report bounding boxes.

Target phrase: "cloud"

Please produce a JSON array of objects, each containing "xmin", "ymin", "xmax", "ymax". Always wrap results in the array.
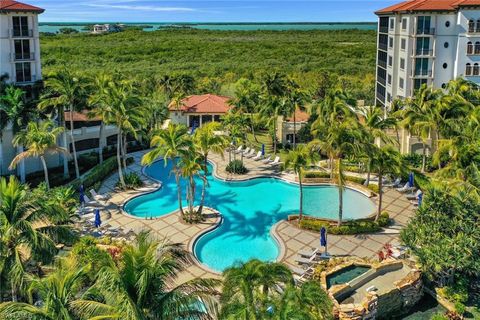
[{"xmin": 86, "ymin": 3, "xmax": 198, "ymax": 12}]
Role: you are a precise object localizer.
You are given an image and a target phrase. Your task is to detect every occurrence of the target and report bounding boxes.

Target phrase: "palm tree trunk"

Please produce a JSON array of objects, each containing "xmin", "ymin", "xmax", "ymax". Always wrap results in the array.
[
  {"xmin": 17, "ymin": 145, "xmax": 25, "ymax": 183},
  {"xmin": 421, "ymin": 142, "xmax": 427, "ymax": 173},
  {"xmin": 0, "ymin": 138, "xmax": 4, "ymax": 176},
  {"xmin": 116, "ymin": 129, "xmax": 125, "ymax": 187},
  {"xmin": 175, "ymin": 169, "xmax": 185, "ymax": 219},
  {"xmin": 337, "ymin": 158, "xmax": 343, "ymax": 227},
  {"xmin": 273, "ymin": 118, "xmax": 277, "ymax": 155},
  {"xmin": 250, "ymin": 114, "xmax": 258, "ymax": 143},
  {"xmin": 58, "ymin": 107, "xmax": 69, "ymax": 178},
  {"xmin": 189, "ymin": 176, "xmax": 195, "ymax": 218},
  {"xmin": 122, "ymin": 133, "xmax": 128, "ymax": 170},
  {"xmin": 293, "ymin": 111, "xmax": 297, "ymax": 148},
  {"xmin": 366, "ymin": 159, "xmax": 371, "ymax": 186},
  {"xmin": 376, "ymin": 172, "xmax": 383, "ymax": 221},
  {"xmin": 197, "ymin": 156, "xmax": 208, "ymax": 215},
  {"xmin": 98, "ymin": 121, "xmax": 105, "ymax": 164},
  {"xmin": 40, "ymin": 155, "xmax": 50, "ymax": 189},
  {"xmin": 69, "ymin": 110, "xmax": 80, "ymax": 179},
  {"xmin": 299, "ymin": 175, "xmax": 303, "ymax": 220}
]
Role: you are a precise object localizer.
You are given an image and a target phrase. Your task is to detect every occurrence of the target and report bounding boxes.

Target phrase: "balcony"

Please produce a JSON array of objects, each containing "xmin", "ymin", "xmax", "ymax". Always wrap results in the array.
[
  {"xmin": 414, "ymin": 48, "xmax": 433, "ymax": 56},
  {"xmin": 377, "ymin": 76, "xmax": 386, "ymax": 86},
  {"xmin": 10, "ymin": 29, "xmax": 33, "ymax": 38},
  {"xmin": 11, "ymin": 52, "xmax": 34, "ymax": 61},
  {"xmin": 412, "ymin": 69, "xmax": 433, "ymax": 78},
  {"xmin": 379, "ymin": 26, "xmax": 389, "ymax": 34},
  {"xmin": 416, "ymin": 28, "xmax": 435, "ymax": 35},
  {"xmin": 15, "ymin": 74, "xmax": 37, "ymax": 85},
  {"xmin": 378, "ymin": 42, "xmax": 388, "ymax": 51},
  {"xmin": 378, "ymin": 59, "xmax": 387, "ymax": 69}
]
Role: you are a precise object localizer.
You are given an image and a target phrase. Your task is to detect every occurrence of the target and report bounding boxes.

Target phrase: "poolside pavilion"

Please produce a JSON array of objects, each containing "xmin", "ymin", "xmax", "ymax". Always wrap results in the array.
[{"xmin": 168, "ymin": 94, "xmax": 233, "ymax": 129}]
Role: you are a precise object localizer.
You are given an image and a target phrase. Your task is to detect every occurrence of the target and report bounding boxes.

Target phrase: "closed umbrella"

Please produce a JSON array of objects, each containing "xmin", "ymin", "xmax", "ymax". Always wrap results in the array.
[
  {"xmin": 408, "ymin": 172, "xmax": 414, "ymax": 188},
  {"xmin": 94, "ymin": 209, "xmax": 101, "ymax": 228},
  {"xmin": 261, "ymin": 144, "xmax": 265, "ymax": 156},
  {"xmin": 320, "ymin": 227, "xmax": 328, "ymax": 257},
  {"xmin": 79, "ymin": 185, "xmax": 85, "ymax": 205},
  {"xmin": 418, "ymin": 192, "xmax": 423, "ymax": 207}
]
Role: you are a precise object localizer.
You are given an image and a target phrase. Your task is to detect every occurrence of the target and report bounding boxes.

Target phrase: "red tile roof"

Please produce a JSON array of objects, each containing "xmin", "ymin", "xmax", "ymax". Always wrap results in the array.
[
  {"xmin": 168, "ymin": 94, "xmax": 233, "ymax": 114},
  {"xmin": 64, "ymin": 111, "xmax": 101, "ymax": 122},
  {"xmin": 0, "ymin": 0, "xmax": 44, "ymax": 13},
  {"xmin": 285, "ymin": 108, "xmax": 309, "ymax": 123},
  {"xmin": 376, "ymin": 0, "xmax": 480, "ymax": 14}
]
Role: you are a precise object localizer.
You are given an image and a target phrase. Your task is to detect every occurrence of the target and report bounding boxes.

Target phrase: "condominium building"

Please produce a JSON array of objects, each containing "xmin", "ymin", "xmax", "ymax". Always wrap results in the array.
[
  {"xmin": 375, "ymin": 0, "xmax": 480, "ymax": 108},
  {"xmin": 0, "ymin": 0, "xmax": 43, "ymax": 85}
]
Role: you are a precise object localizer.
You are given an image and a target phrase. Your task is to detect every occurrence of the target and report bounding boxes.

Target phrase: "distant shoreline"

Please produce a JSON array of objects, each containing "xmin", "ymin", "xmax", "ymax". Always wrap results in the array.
[{"xmin": 39, "ymin": 22, "xmax": 376, "ymax": 26}]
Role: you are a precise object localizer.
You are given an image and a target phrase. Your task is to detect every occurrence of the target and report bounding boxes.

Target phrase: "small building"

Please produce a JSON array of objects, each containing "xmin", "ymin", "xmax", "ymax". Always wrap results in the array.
[
  {"xmin": 168, "ymin": 94, "xmax": 233, "ymax": 128},
  {"xmin": 277, "ymin": 108, "xmax": 309, "ymax": 145},
  {"xmin": 92, "ymin": 24, "xmax": 120, "ymax": 34}
]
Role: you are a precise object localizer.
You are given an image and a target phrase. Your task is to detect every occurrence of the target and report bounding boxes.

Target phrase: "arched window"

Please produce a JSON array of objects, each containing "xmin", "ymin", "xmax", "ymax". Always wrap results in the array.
[
  {"xmin": 476, "ymin": 19, "xmax": 480, "ymax": 32},
  {"xmin": 466, "ymin": 63, "xmax": 472, "ymax": 75},
  {"xmin": 467, "ymin": 41, "xmax": 473, "ymax": 54},
  {"xmin": 474, "ymin": 63, "xmax": 479, "ymax": 75},
  {"xmin": 475, "ymin": 42, "xmax": 480, "ymax": 54},
  {"xmin": 469, "ymin": 19, "xmax": 475, "ymax": 33}
]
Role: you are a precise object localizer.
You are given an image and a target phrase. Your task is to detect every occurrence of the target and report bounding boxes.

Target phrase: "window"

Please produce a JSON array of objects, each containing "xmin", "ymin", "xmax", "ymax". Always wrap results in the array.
[
  {"xmin": 399, "ymin": 77, "xmax": 405, "ymax": 89},
  {"xmin": 417, "ymin": 16, "xmax": 432, "ymax": 34},
  {"xmin": 12, "ymin": 16, "xmax": 29, "ymax": 37},
  {"xmin": 443, "ymin": 63, "xmax": 448, "ymax": 69},
  {"xmin": 444, "ymin": 42, "xmax": 449, "ymax": 48},
  {"xmin": 442, "ymin": 83, "xmax": 447, "ymax": 89},
  {"xmin": 400, "ymin": 58, "xmax": 405, "ymax": 70},
  {"xmin": 415, "ymin": 58, "xmax": 429, "ymax": 76},
  {"xmin": 414, "ymin": 79, "xmax": 428, "ymax": 89},
  {"xmin": 477, "ymin": 20, "xmax": 480, "ymax": 32},
  {"xmin": 474, "ymin": 63, "xmax": 479, "ymax": 75},
  {"xmin": 475, "ymin": 41, "xmax": 480, "ymax": 54},
  {"xmin": 468, "ymin": 41, "xmax": 474, "ymax": 54},
  {"xmin": 15, "ymin": 62, "xmax": 31, "ymax": 82},
  {"xmin": 401, "ymin": 38, "xmax": 406, "ymax": 50},
  {"xmin": 388, "ymin": 55, "xmax": 393, "ymax": 67},
  {"xmin": 13, "ymin": 39, "xmax": 30, "ymax": 60},
  {"xmin": 388, "ymin": 74, "xmax": 392, "ymax": 85},
  {"xmin": 469, "ymin": 19, "xmax": 475, "ymax": 33},
  {"xmin": 466, "ymin": 63, "xmax": 472, "ymax": 75},
  {"xmin": 445, "ymin": 21, "xmax": 450, "ymax": 27},
  {"xmin": 416, "ymin": 37, "xmax": 430, "ymax": 55},
  {"xmin": 389, "ymin": 37, "xmax": 394, "ymax": 48},
  {"xmin": 390, "ymin": 18, "xmax": 395, "ymax": 29},
  {"xmin": 387, "ymin": 93, "xmax": 392, "ymax": 102},
  {"xmin": 402, "ymin": 18, "xmax": 407, "ymax": 30}
]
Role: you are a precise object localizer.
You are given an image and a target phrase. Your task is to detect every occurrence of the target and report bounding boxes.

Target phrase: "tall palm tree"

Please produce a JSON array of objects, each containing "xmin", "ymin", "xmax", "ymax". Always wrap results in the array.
[
  {"xmin": 9, "ymin": 121, "xmax": 69, "ymax": 189},
  {"xmin": 284, "ymin": 145, "xmax": 318, "ymax": 221},
  {"xmin": 0, "ymin": 86, "xmax": 34, "ymax": 182},
  {"xmin": 142, "ymin": 124, "xmax": 193, "ymax": 217},
  {"xmin": 177, "ymin": 152, "xmax": 203, "ymax": 222},
  {"xmin": 230, "ymin": 79, "xmax": 261, "ymax": 142},
  {"xmin": 220, "ymin": 259, "xmax": 294, "ymax": 320},
  {"xmin": 194, "ymin": 122, "xmax": 227, "ymax": 214},
  {"xmin": 75, "ymin": 231, "xmax": 219, "ymax": 320},
  {"xmin": 259, "ymin": 96, "xmax": 284, "ymax": 155},
  {"xmin": 222, "ymin": 111, "xmax": 250, "ymax": 163},
  {"xmin": 0, "ymin": 256, "xmax": 88, "ymax": 320},
  {"xmin": 285, "ymin": 79, "xmax": 309, "ymax": 148},
  {"xmin": 0, "ymin": 176, "xmax": 76, "ymax": 302},
  {"xmin": 38, "ymin": 70, "xmax": 88, "ymax": 179},
  {"xmin": 370, "ymin": 145, "xmax": 403, "ymax": 220}
]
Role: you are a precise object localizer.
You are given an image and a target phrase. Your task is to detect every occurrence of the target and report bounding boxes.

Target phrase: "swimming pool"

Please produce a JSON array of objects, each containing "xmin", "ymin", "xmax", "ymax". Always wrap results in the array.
[{"xmin": 124, "ymin": 159, "xmax": 376, "ymax": 272}]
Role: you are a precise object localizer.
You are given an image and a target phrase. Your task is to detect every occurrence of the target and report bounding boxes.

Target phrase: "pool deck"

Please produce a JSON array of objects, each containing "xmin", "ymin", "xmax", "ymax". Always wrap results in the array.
[{"xmin": 94, "ymin": 150, "xmax": 415, "ymax": 283}]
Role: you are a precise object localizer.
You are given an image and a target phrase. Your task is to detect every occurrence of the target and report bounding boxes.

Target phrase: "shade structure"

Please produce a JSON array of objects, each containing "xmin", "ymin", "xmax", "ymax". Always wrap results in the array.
[
  {"xmin": 320, "ymin": 227, "xmax": 327, "ymax": 247},
  {"xmin": 408, "ymin": 172, "xmax": 415, "ymax": 188},
  {"xmin": 261, "ymin": 144, "xmax": 265, "ymax": 156},
  {"xmin": 418, "ymin": 192, "xmax": 423, "ymax": 206},
  {"xmin": 94, "ymin": 209, "xmax": 101, "ymax": 228},
  {"xmin": 79, "ymin": 185, "xmax": 85, "ymax": 204}
]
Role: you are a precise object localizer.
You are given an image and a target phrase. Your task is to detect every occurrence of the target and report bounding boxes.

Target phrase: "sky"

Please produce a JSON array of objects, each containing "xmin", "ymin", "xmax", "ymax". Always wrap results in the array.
[{"xmin": 31, "ymin": 0, "xmax": 399, "ymax": 23}]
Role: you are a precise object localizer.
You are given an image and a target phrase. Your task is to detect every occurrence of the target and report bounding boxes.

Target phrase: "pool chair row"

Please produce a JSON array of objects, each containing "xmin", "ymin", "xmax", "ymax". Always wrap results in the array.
[
  {"xmin": 291, "ymin": 248, "xmax": 331, "ymax": 283},
  {"xmin": 233, "ymin": 146, "xmax": 282, "ymax": 166}
]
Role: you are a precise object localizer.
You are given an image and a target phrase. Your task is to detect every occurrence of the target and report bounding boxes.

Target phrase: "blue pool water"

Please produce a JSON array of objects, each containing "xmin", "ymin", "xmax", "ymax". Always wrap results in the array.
[{"xmin": 124, "ymin": 160, "xmax": 376, "ymax": 272}]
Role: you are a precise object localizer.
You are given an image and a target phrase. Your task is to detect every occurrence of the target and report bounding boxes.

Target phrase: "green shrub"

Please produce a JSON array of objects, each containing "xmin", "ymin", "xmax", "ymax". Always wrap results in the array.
[
  {"xmin": 226, "ymin": 160, "xmax": 248, "ymax": 174},
  {"xmin": 117, "ymin": 172, "xmax": 144, "ymax": 189},
  {"xmin": 298, "ymin": 212, "xmax": 389, "ymax": 235},
  {"xmin": 304, "ymin": 171, "xmax": 330, "ymax": 179},
  {"xmin": 367, "ymin": 183, "xmax": 379, "ymax": 193},
  {"xmin": 345, "ymin": 176, "xmax": 366, "ymax": 185},
  {"xmin": 78, "ymin": 152, "xmax": 99, "ymax": 168},
  {"xmin": 402, "ymin": 153, "xmax": 433, "ymax": 171}
]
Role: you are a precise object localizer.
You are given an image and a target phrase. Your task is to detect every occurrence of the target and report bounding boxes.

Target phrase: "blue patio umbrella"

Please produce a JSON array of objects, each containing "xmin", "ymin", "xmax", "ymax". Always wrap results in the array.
[
  {"xmin": 408, "ymin": 172, "xmax": 415, "ymax": 188},
  {"xmin": 79, "ymin": 185, "xmax": 85, "ymax": 205},
  {"xmin": 320, "ymin": 227, "xmax": 328, "ymax": 256},
  {"xmin": 261, "ymin": 144, "xmax": 265, "ymax": 156},
  {"xmin": 94, "ymin": 209, "xmax": 101, "ymax": 228},
  {"xmin": 418, "ymin": 192, "xmax": 423, "ymax": 207}
]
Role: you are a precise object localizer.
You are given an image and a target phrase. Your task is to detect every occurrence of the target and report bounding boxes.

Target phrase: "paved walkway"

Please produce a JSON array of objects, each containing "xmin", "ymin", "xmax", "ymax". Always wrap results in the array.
[{"xmin": 93, "ymin": 150, "xmax": 415, "ymax": 282}]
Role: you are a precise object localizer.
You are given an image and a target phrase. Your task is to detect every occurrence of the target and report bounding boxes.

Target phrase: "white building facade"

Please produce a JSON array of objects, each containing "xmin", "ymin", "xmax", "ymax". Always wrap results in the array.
[{"xmin": 375, "ymin": 0, "xmax": 480, "ymax": 108}]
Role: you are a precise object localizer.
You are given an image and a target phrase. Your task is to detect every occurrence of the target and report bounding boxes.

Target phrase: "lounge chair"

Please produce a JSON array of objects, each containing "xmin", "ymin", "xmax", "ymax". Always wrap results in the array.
[
  {"xmin": 396, "ymin": 182, "xmax": 414, "ymax": 193},
  {"xmin": 241, "ymin": 147, "xmax": 251, "ymax": 155},
  {"xmin": 83, "ymin": 194, "xmax": 102, "ymax": 207},
  {"xmin": 271, "ymin": 156, "xmax": 281, "ymax": 166},
  {"xmin": 298, "ymin": 248, "xmax": 320, "ymax": 258},
  {"xmin": 245, "ymin": 149, "xmax": 257, "ymax": 158},
  {"xmin": 295, "ymin": 254, "xmax": 318, "ymax": 265},
  {"xmin": 384, "ymin": 177, "xmax": 402, "ymax": 188},
  {"xmin": 262, "ymin": 155, "xmax": 272, "ymax": 163},
  {"xmin": 234, "ymin": 146, "xmax": 244, "ymax": 154},
  {"xmin": 90, "ymin": 189, "xmax": 109, "ymax": 201},
  {"xmin": 252, "ymin": 152, "xmax": 263, "ymax": 161},
  {"xmin": 406, "ymin": 189, "xmax": 422, "ymax": 200}
]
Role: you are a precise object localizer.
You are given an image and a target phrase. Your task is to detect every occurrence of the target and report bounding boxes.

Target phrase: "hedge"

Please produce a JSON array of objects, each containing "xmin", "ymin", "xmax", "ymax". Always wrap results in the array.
[
  {"xmin": 69, "ymin": 156, "xmax": 134, "ymax": 191},
  {"xmin": 303, "ymin": 171, "xmax": 379, "ymax": 193},
  {"xmin": 298, "ymin": 212, "xmax": 390, "ymax": 235}
]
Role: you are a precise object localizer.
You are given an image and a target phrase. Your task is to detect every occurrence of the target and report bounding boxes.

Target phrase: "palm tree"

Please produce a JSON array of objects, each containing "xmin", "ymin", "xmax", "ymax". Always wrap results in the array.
[
  {"xmin": 230, "ymin": 79, "xmax": 261, "ymax": 142},
  {"xmin": 285, "ymin": 79, "xmax": 309, "ymax": 148},
  {"xmin": 9, "ymin": 121, "xmax": 69, "ymax": 189},
  {"xmin": 178, "ymin": 152, "xmax": 203, "ymax": 222},
  {"xmin": 0, "ymin": 176, "xmax": 76, "ymax": 302},
  {"xmin": 220, "ymin": 259, "xmax": 294, "ymax": 320},
  {"xmin": 0, "ymin": 256, "xmax": 88, "ymax": 319},
  {"xmin": 0, "ymin": 86, "xmax": 35, "ymax": 182},
  {"xmin": 284, "ymin": 145, "xmax": 318, "ymax": 221},
  {"xmin": 194, "ymin": 122, "xmax": 227, "ymax": 214},
  {"xmin": 75, "ymin": 231, "xmax": 219, "ymax": 320},
  {"xmin": 259, "ymin": 96, "xmax": 284, "ymax": 155},
  {"xmin": 222, "ymin": 111, "xmax": 250, "ymax": 163},
  {"xmin": 38, "ymin": 70, "xmax": 88, "ymax": 179},
  {"xmin": 370, "ymin": 145, "xmax": 403, "ymax": 220},
  {"xmin": 142, "ymin": 123, "xmax": 193, "ymax": 217}
]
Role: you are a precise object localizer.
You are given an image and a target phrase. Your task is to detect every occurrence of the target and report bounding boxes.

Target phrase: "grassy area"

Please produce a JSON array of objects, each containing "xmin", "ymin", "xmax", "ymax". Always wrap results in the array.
[{"xmin": 246, "ymin": 131, "xmax": 290, "ymax": 162}]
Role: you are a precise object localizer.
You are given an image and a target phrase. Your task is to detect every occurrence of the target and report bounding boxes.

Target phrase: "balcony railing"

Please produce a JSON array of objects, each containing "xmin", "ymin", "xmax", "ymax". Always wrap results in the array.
[
  {"xmin": 414, "ymin": 48, "xmax": 433, "ymax": 56},
  {"xmin": 416, "ymin": 28, "xmax": 435, "ymax": 35},
  {"xmin": 378, "ymin": 59, "xmax": 387, "ymax": 68},
  {"xmin": 412, "ymin": 69, "xmax": 433, "ymax": 77},
  {"xmin": 379, "ymin": 26, "xmax": 389, "ymax": 33},
  {"xmin": 10, "ymin": 29, "xmax": 33, "ymax": 38},
  {"xmin": 377, "ymin": 76, "xmax": 386, "ymax": 86},
  {"xmin": 11, "ymin": 52, "xmax": 34, "ymax": 61},
  {"xmin": 15, "ymin": 75, "xmax": 37, "ymax": 84},
  {"xmin": 376, "ymin": 92, "xmax": 386, "ymax": 103},
  {"xmin": 378, "ymin": 42, "xmax": 388, "ymax": 51}
]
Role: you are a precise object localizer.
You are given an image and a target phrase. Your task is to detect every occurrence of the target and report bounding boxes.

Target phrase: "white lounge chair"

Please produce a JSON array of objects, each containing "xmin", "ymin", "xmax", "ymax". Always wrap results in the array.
[
  {"xmin": 406, "ymin": 189, "xmax": 422, "ymax": 200},
  {"xmin": 90, "ymin": 189, "xmax": 109, "ymax": 201},
  {"xmin": 246, "ymin": 150, "xmax": 259, "ymax": 158},
  {"xmin": 298, "ymin": 248, "xmax": 320, "ymax": 258},
  {"xmin": 83, "ymin": 194, "xmax": 102, "ymax": 207},
  {"xmin": 295, "ymin": 254, "xmax": 318, "ymax": 265},
  {"xmin": 245, "ymin": 149, "xmax": 257, "ymax": 158},
  {"xmin": 271, "ymin": 156, "xmax": 281, "ymax": 166},
  {"xmin": 241, "ymin": 147, "xmax": 251, "ymax": 155},
  {"xmin": 396, "ymin": 182, "xmax": 414, "ymax": 193},
  {"xmin": 262, "ymin": 155, "xmax": 272, "ymax": 163},
  {"xmin": 234, "ymin": 146, "xmax": 244, "ymax": 154},
  {"xmin": 384, "ymin": 177, "xmax": 402, "ymax": 188},
  {"xmin": 252, "ymin": 152, "xmax": 263, "ymax": 161}
]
